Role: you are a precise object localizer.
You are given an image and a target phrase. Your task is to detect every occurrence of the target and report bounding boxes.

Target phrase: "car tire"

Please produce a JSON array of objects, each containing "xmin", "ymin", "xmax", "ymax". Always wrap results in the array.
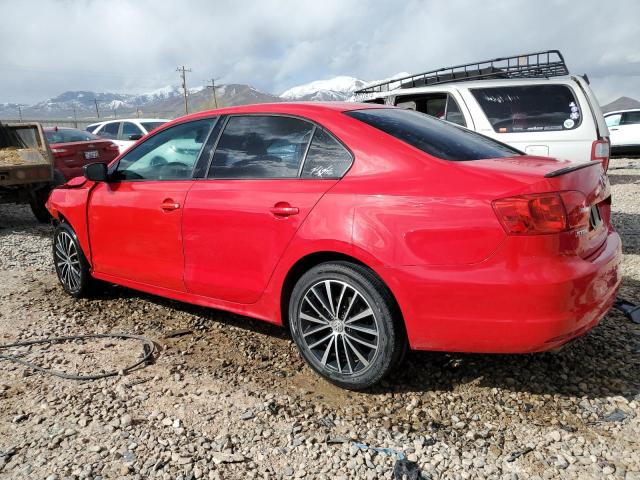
[
  {"xmin": 53, "ymin": 222, "xmax": 95, "ymax": 298},
  {"xmin": 289, "ymin": 261, "xmax": 407, "ymax": 390}
]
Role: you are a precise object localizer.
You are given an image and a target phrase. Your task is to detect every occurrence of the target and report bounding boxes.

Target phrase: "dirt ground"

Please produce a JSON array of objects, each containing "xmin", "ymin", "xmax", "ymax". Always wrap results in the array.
[{"xmin": 0, "ymin": 158, "xmax": 639, "ymax": 480}]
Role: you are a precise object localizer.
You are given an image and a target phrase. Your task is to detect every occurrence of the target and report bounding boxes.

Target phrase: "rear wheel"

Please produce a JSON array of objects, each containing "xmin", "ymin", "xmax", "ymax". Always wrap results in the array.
[
  {"xmin": 289, "ymin": 261, "xmax": 406, "ymax": 389},
  {"xmin": 53, "ymin": 223, "xmax": 94, "ymax": 298},
  {"xmin": 29, "ymin": 186, "xmax": 51, "ymax": 223}
]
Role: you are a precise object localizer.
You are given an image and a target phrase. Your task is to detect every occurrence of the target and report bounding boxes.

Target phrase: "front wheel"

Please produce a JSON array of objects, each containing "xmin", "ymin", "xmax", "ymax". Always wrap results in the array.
[
  {"xmin": 289, "ymin": 262, "xmax": 406, "ymax": 390},
  {"xmin": 53, "ymin": 223, "xmax": 94, "ymax": 298}
]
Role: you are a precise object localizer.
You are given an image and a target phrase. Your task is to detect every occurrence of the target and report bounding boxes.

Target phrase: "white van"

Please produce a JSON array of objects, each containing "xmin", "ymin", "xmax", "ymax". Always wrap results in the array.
[{"xmin": 353, "ymin": 51, "xmax": 610, "ymax": 169}]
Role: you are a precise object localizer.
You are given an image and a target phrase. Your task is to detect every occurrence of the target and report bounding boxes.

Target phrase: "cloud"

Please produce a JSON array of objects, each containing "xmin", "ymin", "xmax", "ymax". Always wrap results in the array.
[{"xmin": 0, "ymin": 0, "xmax": 639, "ymax": 104}]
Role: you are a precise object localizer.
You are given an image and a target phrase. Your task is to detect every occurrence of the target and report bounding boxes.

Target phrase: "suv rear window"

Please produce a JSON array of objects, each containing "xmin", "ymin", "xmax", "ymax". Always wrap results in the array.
[
  {"xmin": 345, "ymin": 108, "xmax": 520, "ymax": 161},
  {"xmin": 471, "ymin": 85, "xmax": 581, "ymax": 133}
]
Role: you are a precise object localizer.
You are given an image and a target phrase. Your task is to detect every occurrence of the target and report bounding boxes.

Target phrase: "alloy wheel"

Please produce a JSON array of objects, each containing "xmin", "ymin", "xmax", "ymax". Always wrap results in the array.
[
  {"xmin": 55, "ymin": 231, "xmax": 81, "ymax": 292},
  {"xmin": 297, "ymin": 279, "xmax": 380, "ymax": 375}
]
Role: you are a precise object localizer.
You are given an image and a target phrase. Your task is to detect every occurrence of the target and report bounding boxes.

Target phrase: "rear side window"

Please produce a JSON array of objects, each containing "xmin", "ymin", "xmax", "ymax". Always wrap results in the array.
[
  {"xmin": 301, "ymin": 128, "xmax": 352, "ymax": 178},
  {"xmin": 345, "ymin": 108, "xmax": 520, "ymax": 161},
  {"xmin": 209, "ymin": 115, "xmax": 314, "ymax": 179},
  {"xmin": 98, "ymin": 122, "xmax": 120, "ymax": 139},
  {"xmin": 471, "ymin": 85, "xmax": 582, "ymax": 133}
]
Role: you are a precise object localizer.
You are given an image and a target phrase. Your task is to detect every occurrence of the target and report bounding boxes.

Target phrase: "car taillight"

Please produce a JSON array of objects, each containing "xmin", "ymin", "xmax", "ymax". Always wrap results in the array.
[
  {"xmin": 51, "ymin": 148, "xmax": 71, "ymax": 158},
  {"xmin": 591, "ymin": 138, "xmax": 610, "ymax": 172},
  {"xmin": 492, "ymin": 191, "xmax": 589, "ymax": 235}
]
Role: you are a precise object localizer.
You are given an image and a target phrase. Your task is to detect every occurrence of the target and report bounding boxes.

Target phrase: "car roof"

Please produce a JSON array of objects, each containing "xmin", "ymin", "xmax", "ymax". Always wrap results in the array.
[
  {"xmin": 358, "ymin": 76, "xmax": 581, "ymax": 98},
  {"xmin": 161, "ymin": 102, "xmax": 386, "ymax": 126}
]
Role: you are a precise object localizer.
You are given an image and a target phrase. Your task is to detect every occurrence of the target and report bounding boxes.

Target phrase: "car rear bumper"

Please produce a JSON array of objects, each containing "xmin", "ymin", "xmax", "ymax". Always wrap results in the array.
[{"xmin": 383, "ymin": 230, "xmax": 622, "ymax": 353}]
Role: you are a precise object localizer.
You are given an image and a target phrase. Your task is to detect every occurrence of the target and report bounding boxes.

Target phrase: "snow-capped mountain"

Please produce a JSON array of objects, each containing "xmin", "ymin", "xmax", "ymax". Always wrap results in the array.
[
  {"xmin": 0, "ymin": 72, "xmax": 414, "ymax": 121},
  {"xmin": 280, "ymin": 76, "xmax": 367, "ymax": 101}
]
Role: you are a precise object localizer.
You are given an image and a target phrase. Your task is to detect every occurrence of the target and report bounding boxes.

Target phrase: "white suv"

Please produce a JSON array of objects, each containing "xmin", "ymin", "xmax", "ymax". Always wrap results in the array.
[
  {"xmin": 604, "ymin": 109, "xmax": 640, "ymax": 156},
  {"xmin": 354, "ymin": 51, "xmax": 610, "ymax": 169},
  {"xmin": 86, "ymin": 118, "xmax": 169, "ymax": 154}
]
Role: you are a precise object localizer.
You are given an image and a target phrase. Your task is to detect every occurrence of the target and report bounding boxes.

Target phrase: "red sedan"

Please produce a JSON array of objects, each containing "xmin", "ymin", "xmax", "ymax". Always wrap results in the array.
[
  {"xmin": 44, "ymin": 127, "xmax": 120, "ymax": 181},
  {"xmin": 46, "ymin": 103, "xmax": 621, "ymax": 389}
]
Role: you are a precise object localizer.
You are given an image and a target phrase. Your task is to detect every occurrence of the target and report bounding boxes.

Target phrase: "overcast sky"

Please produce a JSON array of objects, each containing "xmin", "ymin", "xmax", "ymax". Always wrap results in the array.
[{"xmin": 1, "ymin": 0, "xmax": 639, "ymax": 105}]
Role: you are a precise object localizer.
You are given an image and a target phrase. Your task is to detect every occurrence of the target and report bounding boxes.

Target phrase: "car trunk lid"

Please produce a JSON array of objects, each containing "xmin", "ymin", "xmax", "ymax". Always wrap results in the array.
[{"xmin": 462, "ymin": 155, "xmax": 609, "ymax": 259}]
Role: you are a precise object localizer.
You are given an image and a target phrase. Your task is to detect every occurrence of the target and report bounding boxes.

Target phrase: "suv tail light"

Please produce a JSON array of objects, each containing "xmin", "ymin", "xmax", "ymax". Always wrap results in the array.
[
  {"xmin": 591, "ymin": 138, "xmax": 610, "ymax": 171},
  {"xmin": 492, "ymin": 191, "xmax": 589, "ymax": 235}
]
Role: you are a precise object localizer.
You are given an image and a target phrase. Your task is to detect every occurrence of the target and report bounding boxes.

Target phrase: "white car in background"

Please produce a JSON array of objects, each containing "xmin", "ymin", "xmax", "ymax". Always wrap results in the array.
[
  {"xmin": 354, "ymin": 50, "xmax": 611, "ymax": 169},
  {"xmin": 86, "ymin": 118, "xmax": 169, "ymax": 154},
  {"xmin": 604, "ymin": 109, "xmax": 640, "ymax": 156}
]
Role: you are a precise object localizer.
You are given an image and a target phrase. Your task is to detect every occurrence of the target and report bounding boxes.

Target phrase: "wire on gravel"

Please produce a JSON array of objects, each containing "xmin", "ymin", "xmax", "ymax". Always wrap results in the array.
[{"xmin": 0, "ymin": 333, "xmax": 158, "ymax": 380}]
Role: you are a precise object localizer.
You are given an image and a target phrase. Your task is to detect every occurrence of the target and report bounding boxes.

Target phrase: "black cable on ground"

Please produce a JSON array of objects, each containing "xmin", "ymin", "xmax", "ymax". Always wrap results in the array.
[{"xmin": 0, "ymin": 333, "xmax": 158, "ymax": 380}]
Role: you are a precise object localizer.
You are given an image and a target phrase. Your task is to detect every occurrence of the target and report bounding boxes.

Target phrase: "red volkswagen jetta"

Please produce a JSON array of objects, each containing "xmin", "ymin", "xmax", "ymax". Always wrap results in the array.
[{"xmin": 46, "ymin": 102, "xmax": 621, "ymax": 389}]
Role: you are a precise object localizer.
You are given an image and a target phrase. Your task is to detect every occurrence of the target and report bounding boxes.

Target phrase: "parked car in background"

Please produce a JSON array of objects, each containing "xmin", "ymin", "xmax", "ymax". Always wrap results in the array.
[
  {"xmin": 86, "ymin": 118, "xmax": 168, "ymax": 154},
  {"xmin": 46, "ymin": 102, "xmax": 620, "ymax": 389},
  {"xmin": 604, "ymin": 109, "xmax": 640, "ymax": 156},
  {"xmin": 354, "ymin": 50, "xmax": 611, "ymax": 169},
  {"xmin": 44, "ymin": 127, "xmax": 120, "ymax": 181}
]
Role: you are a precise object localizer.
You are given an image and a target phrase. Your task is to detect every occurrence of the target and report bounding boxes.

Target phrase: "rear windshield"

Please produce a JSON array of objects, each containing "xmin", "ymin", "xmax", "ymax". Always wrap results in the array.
[
  {"xmin": 140, "ymin": 121, "xmax": 166, "ymax": 133},
  {"xmin": 471, "ymin": 85, "xmax": 582, "ymax": 133},
  {"xmin": 345, "ymin": 108, "xmax": 520, "ymax": 161},
  {"xmin": 45, "ymin": 128, "xmax": 100, "ymax": 144}
]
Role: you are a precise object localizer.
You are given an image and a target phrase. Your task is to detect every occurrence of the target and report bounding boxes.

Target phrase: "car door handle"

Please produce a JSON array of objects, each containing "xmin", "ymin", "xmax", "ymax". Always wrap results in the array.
[
  {"xmin": 270, "ymin": 204, "xmax": 299, "ymax": 217},
  {"xmin": 610, "ymin": 128, "xmax": 619, "ymax": 131},
  {"xmin": 161, "ymin": 199, "xmax": 180, "ymax": 211}
]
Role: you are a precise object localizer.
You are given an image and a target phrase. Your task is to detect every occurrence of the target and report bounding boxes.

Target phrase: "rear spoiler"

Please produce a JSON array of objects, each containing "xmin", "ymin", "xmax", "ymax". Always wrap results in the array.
[{"xmin": 544, "ymin": 161, "xmax": 601, "ymax": 178}]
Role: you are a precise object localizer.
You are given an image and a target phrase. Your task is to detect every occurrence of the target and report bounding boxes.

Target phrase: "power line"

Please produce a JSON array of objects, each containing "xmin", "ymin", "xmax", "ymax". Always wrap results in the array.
[{"xmin": 176, "ymin": 66, "xmax": 192, "ymax": 115}]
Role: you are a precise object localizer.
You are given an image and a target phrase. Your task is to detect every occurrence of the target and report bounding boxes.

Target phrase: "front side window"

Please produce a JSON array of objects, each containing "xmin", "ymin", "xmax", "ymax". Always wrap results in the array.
[
  {"xmin": 622, "ymin": 111, "xmax": 640, "ymax": 125},
  {"xmin": 471, "ymin": 85, "xmax": 582, "ymax": 133},
  {"xmin": 209, "ymin": 115, "xmax": 314, "ymax": 179},
  {"xmin": 113, "ymin": 118, "xmax": 215, "ymax": 181},
  {"xmin": 120, "ymin": 122, "xmax": 143, "ymax": 139},
  {"xmin": 301, "ymin": 128, "xmax": 352, "ymax": 178},
  {"xmin": 140, "ymin": 121, "xmax": 166, "ymax": 133},
  {"xmin": 605, "ymin": 114, "xmax": 622, "ymax": 127},
  {"xmin": 346, "ymin": 108, "xmax": 520, "ymax": 161}
]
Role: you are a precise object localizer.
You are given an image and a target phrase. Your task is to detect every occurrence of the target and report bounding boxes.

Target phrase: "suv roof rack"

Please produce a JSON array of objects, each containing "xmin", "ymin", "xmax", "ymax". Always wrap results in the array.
[{"xmin": 354, "ymin": 50, "xmax": 569, "ymax": 95}]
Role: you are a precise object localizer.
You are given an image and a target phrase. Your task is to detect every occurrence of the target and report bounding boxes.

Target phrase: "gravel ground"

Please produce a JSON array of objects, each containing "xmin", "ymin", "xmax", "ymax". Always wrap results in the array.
[{"xmin": 0, "ymin": 158, "xmax": 639, "ymax": 480}]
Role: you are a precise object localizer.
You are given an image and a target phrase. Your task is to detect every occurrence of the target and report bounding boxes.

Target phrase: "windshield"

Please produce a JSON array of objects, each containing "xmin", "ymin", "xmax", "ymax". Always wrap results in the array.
[
  {"xmin": 45, "ymin": 128, "xmax": 100, "ymax": 144},
  {"xmin": 140, "ymin": 121, "xmax": 166, "ymax": 133},
  {"xmin": 345, "ymin": 108, "xmax": 521, "ymax": 161}
]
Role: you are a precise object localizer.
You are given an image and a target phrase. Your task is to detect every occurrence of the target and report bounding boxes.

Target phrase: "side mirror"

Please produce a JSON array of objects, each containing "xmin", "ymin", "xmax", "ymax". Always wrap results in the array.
[
  {"xmin": 83, "ymin": 162, "xmax": 108, "ymax": 182},
  {"xmin": 128, "ymin": 134, "xmax": 143, "ymax": 141}
]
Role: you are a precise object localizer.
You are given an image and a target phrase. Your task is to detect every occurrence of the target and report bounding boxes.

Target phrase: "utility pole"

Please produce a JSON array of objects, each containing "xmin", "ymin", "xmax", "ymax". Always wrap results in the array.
[
  {"xmin": 206, "ymin": 78, "xmax": 219, "ymax": 109},
  {"xmin": 136, "ymin": 107, "xmax": 140, "ymax": 118},
  {"xmin": 73, "ymin": 106, "xmax": 78, "ymax": 128},
  {"xmin": 176, "ymin": 65, "xmax": 191, "ymax": 114},
  {"xmin": 17, "ymin": 105, "xmax": 22, "ymax": 122},
  {"xmin": 94, "ymin": 98, "xmax": 100, "ymax": 118}
]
